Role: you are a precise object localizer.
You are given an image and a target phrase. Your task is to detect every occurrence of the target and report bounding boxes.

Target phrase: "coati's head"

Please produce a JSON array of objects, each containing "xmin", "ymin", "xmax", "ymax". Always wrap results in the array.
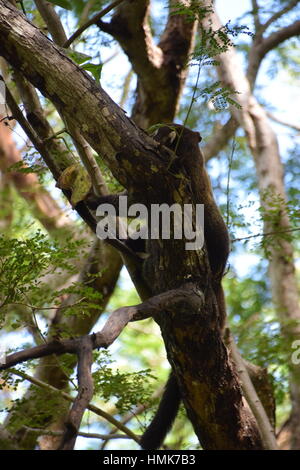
[{"xmin": 150, "ymin": 123, "xmax": 202, "ymax": 158}]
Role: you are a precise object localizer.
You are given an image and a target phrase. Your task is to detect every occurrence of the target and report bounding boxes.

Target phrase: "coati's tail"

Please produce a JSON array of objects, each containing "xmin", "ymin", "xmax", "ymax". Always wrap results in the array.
[{"xmin": 140, "ymin": 372, "xmax": 181, "ymax": 450}]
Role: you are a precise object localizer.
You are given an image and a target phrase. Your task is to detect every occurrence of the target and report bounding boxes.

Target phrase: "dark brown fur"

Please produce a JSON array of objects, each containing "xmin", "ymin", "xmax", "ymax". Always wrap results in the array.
[{"xmin": 152, "ymin": 124, "xmax": 229, "ymax": 329}]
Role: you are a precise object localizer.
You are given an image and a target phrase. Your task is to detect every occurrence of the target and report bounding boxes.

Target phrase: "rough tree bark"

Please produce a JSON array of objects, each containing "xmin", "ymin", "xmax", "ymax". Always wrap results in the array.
[{"xmin": 0, "ymin": 2, "xmax": 263, "ymax": 449}]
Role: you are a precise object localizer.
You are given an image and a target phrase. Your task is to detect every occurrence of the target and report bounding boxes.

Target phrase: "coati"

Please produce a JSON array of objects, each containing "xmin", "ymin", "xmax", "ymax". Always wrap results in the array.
[
  {"xmin": 87, "ymin": 124, "xmax": 230, "ymax": 449},
  {"xmin": 151, "ymin": 124, "xmax": 229, "ymax": 329}
]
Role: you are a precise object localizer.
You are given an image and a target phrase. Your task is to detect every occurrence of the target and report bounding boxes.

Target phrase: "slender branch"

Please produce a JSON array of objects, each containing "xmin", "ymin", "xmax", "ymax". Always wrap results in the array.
[
  {"xmin": 225, "ymin": 133, "xmax": 236, "ymax": 228},
  {"xmin": 232, "ymin": 227, "xmax": 300, "ymax": 243},
  {"xmin": 34, "ymin": 0, "xmax": 67, "ymax": 46},
  {"xmin": 65, "ymin": 121, "xmax": 109, "ymax": 196},
  {"xmin": 251, "ymin": 0, "xmax": 262, "ymax": 33},
  {"xmin": 228, "ymin": 333, "xmax": 279, "ymax": 450},
  {"xmin": 101, "ymin": 383, "xmax": 164, "ymax": 449},
  {"xmin": 260, "ymin": 0, "xmax": 300, "ymax": 34},
  {"xmin": 24, "ymin": 427, "xmax": 131, "ymax": 441},
  {"xmin": 259, "ymin": 19, "xmax": 300, "ymax": 57},
  {"xmin": 4, "ymin": 81, "xmax": 62, "ymax": 179},
  {"xmin": 63, "ymin": 0, "xmax": 126, "ymax": 48},
  {"xmin": 7, "ymin": 368, "xmax": 140, "ymax": 443},
  {"xmin": 1, "ymin": 284, "xmax": 201, "ymax": 371},
  {"xmin": 248, "ymin": 19, "xmax": 300, "ymax": 85},
  {"xmin": 1, "ymin": 338, "xmax": 79, "ymax": 369},
  {"xmin": 79, "ymin": 0, "xmax": 97, "ymax": 26},
  {"xmin": 266, "ymin": 110, "xmax": 300, "ymax": 133},
  {"xmin": 59, "ymin": 336, "xmax": 94, "ymax": 450}
]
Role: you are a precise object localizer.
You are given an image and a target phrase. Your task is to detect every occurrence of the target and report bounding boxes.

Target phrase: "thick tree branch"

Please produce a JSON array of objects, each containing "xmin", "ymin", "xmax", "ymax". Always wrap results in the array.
[
  {"xmin": 0, "ymin": 2, "xmax": 264, "ymax": 450},
  {"xmin": 97, "ymin": 0, "xmax": 158, "ymax": 79},
  {"xmin": 98, "ymin": 0, "xmax": 197, "ymax": 127},
  {"xmin": 0, "ymin": 284, "xmax": 200, "ymax": 371},
  {"xmin": 0, "ymin": 116, "xmax": 72, "ymax": 233},
  {"xmin": 0, "ymin": 4, "xmax": 169, "ymax": 185},
  {"xmin": 258, "ymin": 19, "xmax": 300, "ymax": 56},
  {"xmin": 266, "ymin": 110, "xmax": 300, "ymax": 133}
]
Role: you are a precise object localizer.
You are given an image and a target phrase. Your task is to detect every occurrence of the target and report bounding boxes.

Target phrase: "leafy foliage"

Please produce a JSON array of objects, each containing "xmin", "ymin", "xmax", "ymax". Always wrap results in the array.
[
  {"xmin": 93, "ymin": 351, "xmax": 155, "ymax": 414},
  {"xmin": 0, "ymin": 231, "xmax": 99, "ymax": 333}
]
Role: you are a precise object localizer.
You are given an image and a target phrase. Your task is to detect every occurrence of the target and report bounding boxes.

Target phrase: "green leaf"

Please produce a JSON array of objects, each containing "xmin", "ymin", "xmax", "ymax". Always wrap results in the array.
[
  {"xmin": 63, "ymin": 49, "xmax": 92, "ymax": 65},
  {"xmin": 81, "ymin": 63, "xmax": 103, "ymax": 82},
  {"xmin": 47, "ymin": 0, "xmax": 72, "ymax": 10}
]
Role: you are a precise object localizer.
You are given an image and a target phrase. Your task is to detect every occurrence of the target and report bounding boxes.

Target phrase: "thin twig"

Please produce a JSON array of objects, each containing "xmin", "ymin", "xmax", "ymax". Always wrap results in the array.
[
  {"xmin": 24, "ymin": 427, "xmax": 131, "ymax": 441},
  {"xmin": 175, "ymin": 59, "xmax": 203, "ymax": 153},
  {"xmin": 7, "ymin": 368, "xmax": 140, "ymax": 444},
  {"xmin": 266, "ymin": 110, "xmax": 300, "ymax": 133},
  {"xmin": 232, "ymin": 227, "xmax": 300, "ymax": 243},
  {"xmin": 226, "ymin": 133, "xmax": 236, "ymax": 228},
  {"xmin": 43, "ymin": 128, "xmax": 67, "ymax": 141},
  {"xmin": 63, "ymin": 0, "xmax": 126, "ymax": 48}
]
